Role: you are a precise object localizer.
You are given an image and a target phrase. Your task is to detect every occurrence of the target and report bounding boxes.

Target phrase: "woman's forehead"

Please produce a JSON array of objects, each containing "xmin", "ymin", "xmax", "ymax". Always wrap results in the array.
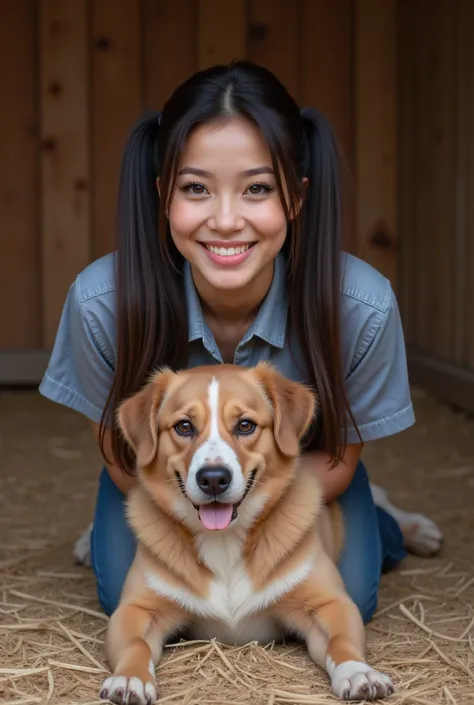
[{"xmin": 179, "ymin": 118, "xmax": 273, "ymax": 172}]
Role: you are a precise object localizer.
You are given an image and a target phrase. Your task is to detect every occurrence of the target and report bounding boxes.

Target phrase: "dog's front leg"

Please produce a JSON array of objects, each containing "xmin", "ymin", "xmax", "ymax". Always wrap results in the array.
[
  {"xmin": 310, "ymin": 594, "xmax": 394, "ymax": 700},
  {"xmin": 276, "ymin": 571, "xmax": 394, "ymax": 701},
  {"xmin": 99, "ymin": 599, "xmax": 186, "ymax": 705}
]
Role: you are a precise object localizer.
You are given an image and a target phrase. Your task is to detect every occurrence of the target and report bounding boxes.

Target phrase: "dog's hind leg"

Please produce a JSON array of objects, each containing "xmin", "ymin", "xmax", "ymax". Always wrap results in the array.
[{"xmin": 99, "ymin": 599, "xmax": 186, "ymax": 705}]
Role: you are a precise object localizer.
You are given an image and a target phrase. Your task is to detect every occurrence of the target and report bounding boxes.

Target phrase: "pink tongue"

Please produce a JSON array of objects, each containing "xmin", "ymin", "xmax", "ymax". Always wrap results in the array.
[{"xmin": 198, "ymin": 503, "xmax": 234, "ymax": 531}]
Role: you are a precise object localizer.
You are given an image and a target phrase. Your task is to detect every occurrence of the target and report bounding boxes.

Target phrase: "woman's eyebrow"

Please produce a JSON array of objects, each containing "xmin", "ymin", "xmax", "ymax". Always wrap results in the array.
[
  {"xmin": 242, "ymin": 167, "xmax": 274, "ymax": 177},
  {"xmin": 178, "ymin": 166, "xmax": 274, "ymax": 178},
  {"xmin": 178, "ymin": 167, "xmax": 213, "ymax": 178}
]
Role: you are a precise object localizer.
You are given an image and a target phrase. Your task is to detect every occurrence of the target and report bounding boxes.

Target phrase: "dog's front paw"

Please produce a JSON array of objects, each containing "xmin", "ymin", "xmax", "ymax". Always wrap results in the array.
[
  {"xmin": 331, "ymin": 661, "xmax": 394, "ymax": 701},
  {"xmin": 99, "ymin": 675, "xmax": 157, "ymax": 705}
]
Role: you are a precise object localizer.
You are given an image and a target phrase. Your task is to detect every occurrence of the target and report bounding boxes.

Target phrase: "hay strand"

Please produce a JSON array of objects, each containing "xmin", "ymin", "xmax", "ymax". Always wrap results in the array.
[{"xmin": 56, "ymin": 621, "xmax": 106, "ymax": 671}]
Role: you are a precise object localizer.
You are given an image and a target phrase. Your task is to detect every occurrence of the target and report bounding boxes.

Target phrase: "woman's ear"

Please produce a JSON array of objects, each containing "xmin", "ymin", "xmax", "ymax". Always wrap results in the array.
[{"xmin": 290, "ymin": 177, "xmax": 309, "ymax": 221}]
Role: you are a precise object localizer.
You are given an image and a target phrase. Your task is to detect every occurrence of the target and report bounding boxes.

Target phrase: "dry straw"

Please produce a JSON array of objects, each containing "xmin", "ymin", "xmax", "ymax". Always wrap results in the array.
[{"xmin": 1, "ymin": 391, "xmax": 474, "ymax": 703}]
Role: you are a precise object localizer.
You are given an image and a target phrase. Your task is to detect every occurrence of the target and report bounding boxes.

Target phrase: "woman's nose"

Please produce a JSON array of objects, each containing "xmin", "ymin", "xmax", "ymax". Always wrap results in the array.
[{"xmin": 207, "ymin": 197, "xmax": 245, "ymax": 233}]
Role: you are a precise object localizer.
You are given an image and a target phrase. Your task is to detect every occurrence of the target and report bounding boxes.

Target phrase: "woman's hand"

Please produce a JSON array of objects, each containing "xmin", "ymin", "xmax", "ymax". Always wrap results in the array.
[{"xmin": 299, "ymin": 443, "xmax": 363, "ymax": 503}]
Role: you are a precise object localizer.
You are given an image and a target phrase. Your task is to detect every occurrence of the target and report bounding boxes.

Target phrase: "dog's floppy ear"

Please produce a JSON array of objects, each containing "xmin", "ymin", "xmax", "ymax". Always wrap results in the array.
[
  {"xmin": 253, "ymin": 362, "xmax": 316, "ymax": 457},
  {"xmin": 117, "ymin": 368, "xmax": 174, "ymax": 468}
]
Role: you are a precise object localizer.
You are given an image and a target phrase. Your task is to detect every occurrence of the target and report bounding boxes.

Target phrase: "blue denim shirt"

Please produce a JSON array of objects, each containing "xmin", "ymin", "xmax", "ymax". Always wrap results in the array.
[{"xmin": 39, "ymin": 252, "xmax": 415, "ymax": 444}]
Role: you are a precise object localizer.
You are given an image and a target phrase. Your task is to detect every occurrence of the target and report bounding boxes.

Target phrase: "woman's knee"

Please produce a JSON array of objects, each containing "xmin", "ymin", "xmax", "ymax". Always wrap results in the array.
[
  {"xmin": 336, "ymin": 461, "xmax": 383, "ymax": 624},
  {"xmin": 94, "ymin": 565, "xmax": 125, "ymax": 617},
  {"xmin": 90, "ymin": 468, "xmax": 137, "ymax": 616},
  {"xmin": 346, "ymin": 575, "xmax": 379, "ymax": 625}
]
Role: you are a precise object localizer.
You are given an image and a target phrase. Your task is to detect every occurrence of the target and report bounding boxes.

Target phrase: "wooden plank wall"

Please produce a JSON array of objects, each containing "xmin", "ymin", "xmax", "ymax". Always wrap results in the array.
[
  {"xmin": 0, "ymin": 0, "xmax": 394, "ymax": 359},
  {"xmin": 0, "ymin": 2, "xmax": 40, "ymax": 351},
  {"xmin": 355, "ymin": 0, "xmax": 398, "ymax": 286},
  {"xmin": 399, "ymin": 0, "xmax": 474, "ymax": 411}
]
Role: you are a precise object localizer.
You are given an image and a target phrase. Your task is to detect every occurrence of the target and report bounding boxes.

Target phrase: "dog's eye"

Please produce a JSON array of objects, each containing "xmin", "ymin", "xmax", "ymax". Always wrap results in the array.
[
  {"xmin": 236, "ymin": 419, "xmax": 256, "ymax": 435},
  {"xmin": 174, "ymin": 420, "xmax": 194, "ymax": 437}
]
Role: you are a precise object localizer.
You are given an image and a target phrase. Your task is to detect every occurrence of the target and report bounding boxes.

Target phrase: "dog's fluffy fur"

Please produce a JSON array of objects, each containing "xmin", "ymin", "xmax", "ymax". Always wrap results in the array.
[{"xmin": 99, "ymin": 363, "xmax": 395, "ymax": 704}]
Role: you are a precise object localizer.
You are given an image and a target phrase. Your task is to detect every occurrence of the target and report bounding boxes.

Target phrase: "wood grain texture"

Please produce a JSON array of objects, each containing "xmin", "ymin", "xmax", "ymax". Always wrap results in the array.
[
  {"xmin": 198, "ymin": 0, "xmax": 246, "ymax": 69},
  {"xmin": 398, "ymin": 0, "xmax": 417, "ymax": 347},
  {"xmin": 300, "ymin": 0, "xmax": 354, "ymax": 252},
  {"xmin": 247, "ymin": 0, "xmax": 299, "ymax": 99},
  {"xmin": 39, "ymin": 0, "xmax": 90, "ymax": 348},
  {"xmin": 457, "ymin": 0, "xmax": 474, "ymax": 367},
  {"xmin": 0, "ymin": 1, "xmax": 40, "ymax": 349},
  {"xmin": 91, "ymin": 0, "xmax": 142, "ymax": 259},
  {"xmin": 413, "ymin": 0, "xmax": 456, "ymax": 359},
  {"xmin": 355, "ymin": 0, "xmax": 398, "ymax": 290},
  {"xmin": 143, "ymin": 0, "xmax": 198, "ymax": 110}
]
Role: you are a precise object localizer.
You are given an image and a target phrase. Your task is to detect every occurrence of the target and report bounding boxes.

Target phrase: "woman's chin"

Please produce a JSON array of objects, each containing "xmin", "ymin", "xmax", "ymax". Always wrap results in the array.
[{"xmin": 198, "ymin": 268, "xmax": 257, "ymax": 292}]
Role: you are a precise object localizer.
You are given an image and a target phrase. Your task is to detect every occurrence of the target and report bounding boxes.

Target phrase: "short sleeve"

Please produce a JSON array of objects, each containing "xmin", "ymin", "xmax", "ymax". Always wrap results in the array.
[
  {"xmin": 39, "ymin": 279, "xmax": 115, "ymax": 425},
  {"xmin": 344, "ymin": 287, "xmax": 415, "ymax": 444}
]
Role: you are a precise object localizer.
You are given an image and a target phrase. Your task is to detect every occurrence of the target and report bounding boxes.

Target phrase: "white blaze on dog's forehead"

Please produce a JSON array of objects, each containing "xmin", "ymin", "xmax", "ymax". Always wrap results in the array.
[
  {"xmin": 208, "ymin": 377, "xmax": 219, "ymax": 437},
  {"xmin": 186, "ymin": 377, "xmax": 246, "ymax": 503},
  {"xmin": 204, "ymin": 377, "xmax": 234, "ymax": 465}
]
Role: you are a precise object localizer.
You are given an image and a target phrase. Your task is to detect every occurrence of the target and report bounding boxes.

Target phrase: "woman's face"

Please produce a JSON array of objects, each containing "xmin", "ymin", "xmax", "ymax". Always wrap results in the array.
[{"xmin": 167, "ymin": 117, "xmax": 288, "ymax": 293}]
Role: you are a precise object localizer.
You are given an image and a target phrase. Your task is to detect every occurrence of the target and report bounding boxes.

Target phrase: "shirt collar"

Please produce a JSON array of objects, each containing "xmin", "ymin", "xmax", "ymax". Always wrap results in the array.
[{"xmin": 183, "ymin": 252, "xmax": 288, "ymax": 350}]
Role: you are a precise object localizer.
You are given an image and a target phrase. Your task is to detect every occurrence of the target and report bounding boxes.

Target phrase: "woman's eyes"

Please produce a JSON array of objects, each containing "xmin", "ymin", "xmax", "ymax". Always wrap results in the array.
[
  {"xmin": 180, "ymin": 182, "xmax": 209, "ymax": 195},
  {"xmin": 244, "ymin": 183, "xmax": 273, "ymax": 196},
  {"xmin": 178, "ymin": 181, "xmax": 274, "ymax": 197}
]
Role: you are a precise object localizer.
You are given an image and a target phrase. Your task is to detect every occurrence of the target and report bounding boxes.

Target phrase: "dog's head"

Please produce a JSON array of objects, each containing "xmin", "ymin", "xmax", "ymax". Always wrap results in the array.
[{"xmin": 117, "ymin": 362, "xmax": 316, "ymax": 532}]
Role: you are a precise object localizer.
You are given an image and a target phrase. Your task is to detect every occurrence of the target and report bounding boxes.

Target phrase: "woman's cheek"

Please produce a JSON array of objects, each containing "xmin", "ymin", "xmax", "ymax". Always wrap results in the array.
[
  {"xmin": 169, "ymin": 200, "xmax": 205, "ymax": 237},
  {"xmin": 249, "ymin": 201, "xmax": 287, "ymax": 237}
]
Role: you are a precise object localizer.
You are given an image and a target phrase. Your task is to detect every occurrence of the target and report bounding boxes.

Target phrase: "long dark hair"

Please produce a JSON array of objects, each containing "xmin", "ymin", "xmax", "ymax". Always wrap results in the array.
[{"xmin": 100, "ymin": 60, "xmax": 357, "ymax": 475}]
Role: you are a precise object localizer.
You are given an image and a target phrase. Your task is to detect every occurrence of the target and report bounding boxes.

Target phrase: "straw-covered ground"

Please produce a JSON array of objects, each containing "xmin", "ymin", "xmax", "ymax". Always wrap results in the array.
[{"xmin": 1, "ymin": 388, "xmax": 473, "ymax": 705}]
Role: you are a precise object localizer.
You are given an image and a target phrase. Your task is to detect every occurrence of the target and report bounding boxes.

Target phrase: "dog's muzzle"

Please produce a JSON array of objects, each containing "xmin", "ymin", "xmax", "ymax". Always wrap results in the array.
[{"xmin": 175, "ymin": 468, "xmax": 257, "ymax": 531}]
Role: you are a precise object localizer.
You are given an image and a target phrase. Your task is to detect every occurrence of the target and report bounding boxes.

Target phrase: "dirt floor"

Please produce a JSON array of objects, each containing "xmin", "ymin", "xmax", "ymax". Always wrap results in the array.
[{"xmin": 1, "ymin": 387, "xmax": 473, "ymax": 705}]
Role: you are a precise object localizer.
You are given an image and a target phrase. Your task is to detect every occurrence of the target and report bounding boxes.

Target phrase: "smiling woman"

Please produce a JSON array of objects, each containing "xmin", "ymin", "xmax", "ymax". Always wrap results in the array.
[{"xmin": 38, "ymin": 61, "xmax": 442, "ymax": 627}]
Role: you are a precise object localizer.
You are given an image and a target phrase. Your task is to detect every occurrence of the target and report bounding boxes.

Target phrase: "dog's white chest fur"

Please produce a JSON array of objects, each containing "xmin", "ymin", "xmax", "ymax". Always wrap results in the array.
[{"xmin": 145, "ymin": 529, "xmax": 314, "ymax": 645}]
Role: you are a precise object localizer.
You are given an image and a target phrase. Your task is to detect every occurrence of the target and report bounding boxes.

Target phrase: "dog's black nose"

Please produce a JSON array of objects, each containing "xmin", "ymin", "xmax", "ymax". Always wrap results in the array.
[{"xmin": 196, "ymin": 466, "xmax": 232, "ymax": 496}]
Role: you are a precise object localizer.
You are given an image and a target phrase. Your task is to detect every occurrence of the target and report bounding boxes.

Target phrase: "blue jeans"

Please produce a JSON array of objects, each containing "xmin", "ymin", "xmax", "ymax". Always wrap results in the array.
[{"xmin": 90, "ymin": 461, "xmax": 406, "ymax": 622}]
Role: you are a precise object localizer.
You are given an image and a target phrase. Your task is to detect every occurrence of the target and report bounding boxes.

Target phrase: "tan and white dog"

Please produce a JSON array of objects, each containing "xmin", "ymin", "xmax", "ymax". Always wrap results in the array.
[{"xmin": 99, "ymin": 363, "xmax": 395, "ymax": 704}]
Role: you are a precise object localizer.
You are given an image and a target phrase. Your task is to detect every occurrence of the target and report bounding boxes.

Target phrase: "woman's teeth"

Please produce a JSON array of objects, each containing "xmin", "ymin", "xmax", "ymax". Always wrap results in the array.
[{"xmin": 206, "ymin": 244, "xmax": 252, "ymax": 256}]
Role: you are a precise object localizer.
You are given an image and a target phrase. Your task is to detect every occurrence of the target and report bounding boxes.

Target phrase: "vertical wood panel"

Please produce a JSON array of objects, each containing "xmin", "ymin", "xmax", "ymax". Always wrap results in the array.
[
  {"xmin": 413, "ymin": 1, "xmax": 456, "ymax": 359},
  {"xmin": 427, "ymin": 1, "xmax": 456, "ymax": 361},
  {"xmin": 0, "ymin": 1, "xmax": 40, "ymax": 349},
  {"xmin": 457, "ymin": 0, "xmax": 474, "ymax": 368},
  {"xmin": 198, "ymin": 0, "xmax": 246, "ymax": 69},
  {"xmin": 247, "ymin": 0, "xmax": 299, "ymax": 99},
  {"xmin": 92, "ymin": 0, "xmax": 142, "ymax": 259},
  {"xmin": 143, "ymin": 0, "xmax": 197, "ymax": 109},
  {"xmin": 398, "ymin": 0, "xmax": 417, "ymax": 346},
  {"xmin": 466, "ymin": 1, "xmax": 474, "ymax": 368},
  {"xmin": 455, "ymin": 0, "xmax": 468, "ymax": 365},
  {"xmin": 40, "ymin": 0, "xmax": 90, "ymax": 348},
  {"xmin": 411, "ymin": 3, "xmax": 432, "ymax": 352},
  {"xmin": 401, "ymin": 1, "xmax": 474, "ymax": 411},
  {"xmin": 355, "ymin": 0, "xmax": 398, "ymax": 289},
  {"xmin": 300, "ymin": 0, "xmax": 354, "ymax": 251}
]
